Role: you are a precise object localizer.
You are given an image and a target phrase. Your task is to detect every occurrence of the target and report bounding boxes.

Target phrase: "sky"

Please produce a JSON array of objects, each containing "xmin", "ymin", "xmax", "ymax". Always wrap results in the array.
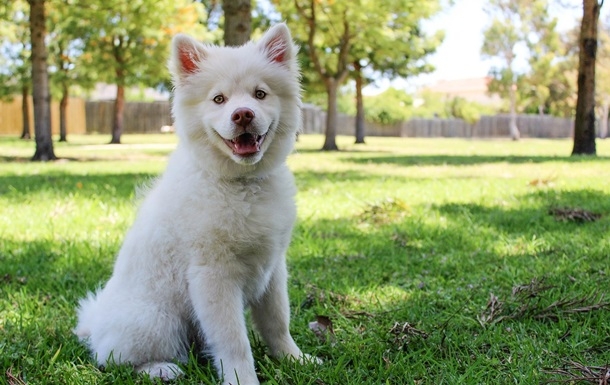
[
  {"xmin": 365, "ymin": 0, "xmax": 608, "ymax": 94},
  {"xmin": 420, "ymin": 0, "xmax": 492, "ymax": 82}
]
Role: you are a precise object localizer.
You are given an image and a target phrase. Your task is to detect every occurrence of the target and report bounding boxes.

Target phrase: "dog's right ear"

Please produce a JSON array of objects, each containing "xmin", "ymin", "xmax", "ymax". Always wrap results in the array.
[
  {"xmin": 258, "ymin": 23, "xmax": 295, "ymax": 66},
  {"xmin": 169, "ymin": 34, "xmax": 207, "ymax": 84}
]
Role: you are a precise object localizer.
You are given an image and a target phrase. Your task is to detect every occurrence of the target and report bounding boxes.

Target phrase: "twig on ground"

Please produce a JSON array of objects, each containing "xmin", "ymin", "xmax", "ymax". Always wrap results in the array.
[
  {"xmin": 389, "ymin": 321, "xmax": 428, "ymax": 350},
  {"xmin": 6, "ymin": 368, "xmax": 27, "ymax": 385},
  {"xmin": 342, "ymin": 310, "xmax": 375, "ymax": 318},
  {"xmin": 543, "ymin": 360, "xmax": 610, "ymax": 384},
  {"xmin": 549, "ymin": 207, "xmax": 602, "ymax": 223},
  {"xmin": 301, "ymin": 284, "xmax": 349, "ymax": 310},
  {"xmin": 477, "ymin": 292, "xmax": 505, "ymax": 326},
  {"xmin": 478, "ymin": 278, "xmax": 610, "ymax": 325}
]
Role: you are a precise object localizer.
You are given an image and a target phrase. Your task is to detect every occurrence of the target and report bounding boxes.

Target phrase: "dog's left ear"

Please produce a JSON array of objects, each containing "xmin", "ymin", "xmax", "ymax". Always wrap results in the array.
[{"xmin": 258, "ymin": 23, "xmax": 295, "ymax": 65}]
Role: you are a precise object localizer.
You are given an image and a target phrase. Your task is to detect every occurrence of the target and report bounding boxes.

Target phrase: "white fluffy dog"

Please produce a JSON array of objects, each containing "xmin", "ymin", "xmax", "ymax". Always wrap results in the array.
[{"xmin": 75, "ymin": 24, "xmax": 313, "ymax": 385}]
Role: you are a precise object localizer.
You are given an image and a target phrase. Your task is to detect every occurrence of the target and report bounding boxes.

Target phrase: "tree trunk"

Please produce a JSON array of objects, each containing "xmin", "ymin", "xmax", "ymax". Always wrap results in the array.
[
  {"xmin": 20, "ymin": 85, "xmax": 31, "ymax": 140},
  {"xmin": 222, "ymin": 0, "xmax": 251, "ymax": 46},
  {"xmin": 110, "ymin": 84, "xmax": 125, "ymax": 144},
  {"xmin": 354, "ymin": 62, "xmax": 365, "ymax": 144},
  {"xmin": 59, "ymin": 84, "xmax": 68, "ymax": 142},
  {"xmin": 572, "ymin": 0, "xmax": 599, "ymax": 155},
  {"xmin": 509, "ymin": 82, "xmax": 520, "ymax": 140},
  {"xmin": 28, "ymin": 0, "xmax": 56, "ymax": 161},
  {"xmin": 322, "ymin": 78, "xmax": 339, "ymax": 151}
]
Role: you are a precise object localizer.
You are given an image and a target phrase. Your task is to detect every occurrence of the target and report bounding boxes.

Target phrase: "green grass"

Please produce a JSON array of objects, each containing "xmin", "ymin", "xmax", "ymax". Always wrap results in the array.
[{"xmin": 1, "ymin": 134, "xmax": 610, "ymax": 384}]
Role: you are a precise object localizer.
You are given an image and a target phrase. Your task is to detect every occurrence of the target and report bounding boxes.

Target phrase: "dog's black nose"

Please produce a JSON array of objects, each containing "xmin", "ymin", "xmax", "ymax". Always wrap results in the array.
[{"xmin": 232, "ymin": 108, "xmax": 255, "ymax": 127}]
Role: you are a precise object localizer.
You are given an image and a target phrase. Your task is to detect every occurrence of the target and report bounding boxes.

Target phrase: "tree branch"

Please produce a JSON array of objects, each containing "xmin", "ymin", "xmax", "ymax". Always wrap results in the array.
[
  {"xmin": 336, "ymin": 12, "xmax": 351, "ymax": 83},
  {"xmin": 295, "ymin": 0, "xmax": 327, "ymax": 83}
]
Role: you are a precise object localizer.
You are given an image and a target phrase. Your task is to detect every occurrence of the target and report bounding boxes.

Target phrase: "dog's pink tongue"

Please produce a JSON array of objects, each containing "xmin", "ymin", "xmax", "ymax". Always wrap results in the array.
[{"xmin": 232, "ymin": 133, "xmax": 259, "ymax": 155}]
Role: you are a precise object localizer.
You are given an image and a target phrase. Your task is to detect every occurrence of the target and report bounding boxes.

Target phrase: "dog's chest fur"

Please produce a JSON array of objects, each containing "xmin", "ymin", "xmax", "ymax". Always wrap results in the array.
[{"xmin": 131, "ymin": 148, "xmax": 297, "ymax": 303}]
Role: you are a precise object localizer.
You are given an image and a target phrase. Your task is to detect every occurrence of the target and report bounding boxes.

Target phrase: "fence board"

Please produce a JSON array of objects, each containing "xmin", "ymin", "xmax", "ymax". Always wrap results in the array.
[
  {"xmin": 0, "ymin": 96, "xmax": 86, "ymax": 135},
  {"xmin": 85, "ymin": 101, "xmax": 172, "ymax": 134}
]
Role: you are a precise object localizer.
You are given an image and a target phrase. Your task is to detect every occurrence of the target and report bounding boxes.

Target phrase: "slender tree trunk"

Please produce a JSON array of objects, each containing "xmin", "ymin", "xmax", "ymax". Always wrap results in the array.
[
  {"xmin": 322, "ymin": 78, "xmax": 339, "ymax": 151},
  {"xmin": 509, "ymin": 82, "xmax": 520, "ymax": 140},
  {"xmin": 354, "ymin": 62, "xmax": 365, "ymax": 144},
  {"xmin": 222, "ymin": 0, "xmax": 251, "ymax": 46},
  {"xmin": 110, "ymin": 84, "xmax": 125, "ymax": 144},
  {"xmin": 59, "ymin": 84, "xmax": 68, "ymax": 142},
  {"xmin": 28, "ymin": 0, "xmax": 56, "ymax": 161},
  {"xmin": 599, "ymin": 101, "xmax": 609, "ymax": 139},
  {"xmin": 20, "ymin": 85, "xmax": 31, "ymax": 140},
  {"xmin": 572, "ymin": 0, "xmax": 600, "ymax": 155}
]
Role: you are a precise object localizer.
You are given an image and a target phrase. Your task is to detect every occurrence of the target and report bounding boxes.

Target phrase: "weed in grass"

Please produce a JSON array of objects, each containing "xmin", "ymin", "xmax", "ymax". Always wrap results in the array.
[{"xmin": 358, "ymin": 198, "xmax": 411, "ymax": 225}]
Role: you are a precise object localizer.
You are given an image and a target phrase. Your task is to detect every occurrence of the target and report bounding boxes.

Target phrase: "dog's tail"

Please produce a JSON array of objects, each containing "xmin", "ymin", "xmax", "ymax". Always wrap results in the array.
[{"xmin": 73, "ymin": 290, "xmax": 100, "ymax": 340}]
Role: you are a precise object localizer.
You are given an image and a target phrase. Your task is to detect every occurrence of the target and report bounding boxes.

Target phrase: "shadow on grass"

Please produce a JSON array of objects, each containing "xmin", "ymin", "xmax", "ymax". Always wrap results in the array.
[
  {"xmin": 342, "ymin": 154, "xmax": 610, "ymax": 167},
  {"xmin": 4, "ymin": 168, "xmax": 608, "ymax": 295},
  {"xmin": 0, "ymin": 171, "xmax": 157, "ymax": 200},
  {"xmin": 293, "ymin": 169, "xmax": 382, "ymax": 192},
  {"xmin": 0, "ymin": 238, "xmax": 115, "ymax": 298},
  {"xmin": 292, "ymin": 168, "xmax": 490, "ymax": 194},
  {"xmin": 3, "ymin": 167, "xmax": 608, "ymax": 297},
  {"xmin": 0, "ymin": 153, "xmax": 172, "ymax": 163},
  {"xmin": 0, "ymin": 155, "xmax": 32, "ymax": 162},
  {"xmin": 289, "ymin": 188, "xmax": 610, "ymax": 294},
  {"xmin": 293, "ymin": 147, "xmax": 394, "ymax": 154}
]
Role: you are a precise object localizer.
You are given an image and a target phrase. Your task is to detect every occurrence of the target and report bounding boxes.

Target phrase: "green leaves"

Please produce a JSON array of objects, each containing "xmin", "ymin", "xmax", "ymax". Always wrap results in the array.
[
  {"xmin": 482, "ymin": 0, "xmax": 572, "ymax": 117},
  {"xmin": 78, "ymin": 0, "xmax": 204, "ymax": 88}
]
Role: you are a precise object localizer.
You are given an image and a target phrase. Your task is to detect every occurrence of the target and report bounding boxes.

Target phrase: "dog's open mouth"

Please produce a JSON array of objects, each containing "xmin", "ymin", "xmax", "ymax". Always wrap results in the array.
[{"xmin": 224, "ymin": 133, "xmax": 266, "ymax": 156}]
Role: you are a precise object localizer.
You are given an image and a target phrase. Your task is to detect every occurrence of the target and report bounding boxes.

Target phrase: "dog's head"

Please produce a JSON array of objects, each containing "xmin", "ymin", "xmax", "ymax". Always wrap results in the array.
[{"xmin": 169, "ymin": 24, "xmax": 300, "ymax": 177}]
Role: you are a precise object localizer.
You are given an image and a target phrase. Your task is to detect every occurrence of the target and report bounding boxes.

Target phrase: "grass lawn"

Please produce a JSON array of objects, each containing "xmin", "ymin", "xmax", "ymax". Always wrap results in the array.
[{"xmin": 1, "ymin": 134, "xmax": 609, "ymax": 384}]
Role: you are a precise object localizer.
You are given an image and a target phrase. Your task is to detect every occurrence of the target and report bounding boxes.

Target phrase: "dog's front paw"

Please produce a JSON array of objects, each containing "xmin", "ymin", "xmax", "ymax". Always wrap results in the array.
[
  {"xmin": 299, "ymin": 353, "xmax": 323, "ymax": 365},
  {"xmin": 137, "ymin": 362, "xmax": 183, "ymax": 381}
]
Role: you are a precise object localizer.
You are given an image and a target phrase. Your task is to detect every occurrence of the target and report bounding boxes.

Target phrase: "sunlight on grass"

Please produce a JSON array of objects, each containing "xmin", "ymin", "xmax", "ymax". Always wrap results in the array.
[{"xmin": 1, "ymin": 134, "xmax": 609, "ymax": 384}]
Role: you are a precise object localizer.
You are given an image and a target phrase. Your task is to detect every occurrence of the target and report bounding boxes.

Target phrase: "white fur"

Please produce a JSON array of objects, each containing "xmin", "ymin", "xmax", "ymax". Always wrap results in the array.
[{"xmin": 74, "ymin": 24, "xmax": 314, "ymax": 385}]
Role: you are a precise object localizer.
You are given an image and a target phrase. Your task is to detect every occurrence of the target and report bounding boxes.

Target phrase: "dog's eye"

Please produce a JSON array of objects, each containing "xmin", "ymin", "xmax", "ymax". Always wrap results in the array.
[
  {"xmin": 255, "ymin": 90, "xmax": 266, "ymax": 100},
  {"xmin": 213, "ymin": 95, "xmax": 225, "ymax": 104}
]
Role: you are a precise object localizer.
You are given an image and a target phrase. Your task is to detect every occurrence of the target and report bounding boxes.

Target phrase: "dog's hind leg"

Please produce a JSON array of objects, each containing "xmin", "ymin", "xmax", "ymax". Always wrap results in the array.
[{"xmin": 76, "ymin": 288, "xmax": 190, "ymax": 379}]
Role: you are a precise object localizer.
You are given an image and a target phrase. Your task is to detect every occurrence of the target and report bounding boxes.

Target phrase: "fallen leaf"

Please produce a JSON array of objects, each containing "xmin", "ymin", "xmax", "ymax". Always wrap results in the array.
[{"xmin": 309, "ymin": 315, "xmax": 336, "ymax": 345}]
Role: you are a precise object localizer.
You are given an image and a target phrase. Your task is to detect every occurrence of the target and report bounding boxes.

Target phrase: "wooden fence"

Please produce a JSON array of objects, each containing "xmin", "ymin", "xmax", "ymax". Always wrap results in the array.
[
  {"xmin": 0, "ymin": 96, "xmax": 86, "ymax": 135},
  {"xmin": 85, "ymin": 100, "xmax": 172, "ymax": 134},
  {"xmin": 302, "ymin": 105, "xmax": 575, "ymax": 138},
  {"xmin": 0, "ymin": 98, "xmax": 575, "ymax": 138}
]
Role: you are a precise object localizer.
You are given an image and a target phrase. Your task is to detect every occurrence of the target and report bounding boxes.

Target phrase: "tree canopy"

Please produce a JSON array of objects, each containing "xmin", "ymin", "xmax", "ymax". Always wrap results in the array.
[
  {"xmin": 274, "ymin": 0, "xmax": 442, "ymax": 150},
  {"xmin": 76, "ymin": 0, "xmax": 207, "ymax": 143}
]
